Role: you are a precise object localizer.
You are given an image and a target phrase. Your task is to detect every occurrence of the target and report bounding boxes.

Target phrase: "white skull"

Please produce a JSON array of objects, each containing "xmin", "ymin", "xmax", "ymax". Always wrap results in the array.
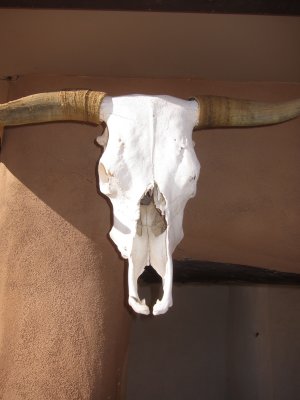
[{"xmin": 98, "ymin": 95, "xmax": 200, "ymax": 315}]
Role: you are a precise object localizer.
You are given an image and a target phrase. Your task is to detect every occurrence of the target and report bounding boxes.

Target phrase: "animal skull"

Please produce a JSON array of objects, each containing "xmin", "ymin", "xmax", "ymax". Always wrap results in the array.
[
  {"xmin": 97, "ymin": 95, "xmax": 200, "ymax": 315},
  {"xmin": 1, "ymin": 90, "xmax": 299, "ymax": 315}
]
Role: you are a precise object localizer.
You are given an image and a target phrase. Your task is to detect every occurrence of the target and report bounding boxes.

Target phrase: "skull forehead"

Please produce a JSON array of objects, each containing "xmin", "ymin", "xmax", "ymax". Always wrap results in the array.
[
  {"xmin": 100, "ymin": 95, "xmax": 199, "ymax": 181},
  {"xmin": 101, "ymin": 94, "xmax": 198, "ymax": 132}
]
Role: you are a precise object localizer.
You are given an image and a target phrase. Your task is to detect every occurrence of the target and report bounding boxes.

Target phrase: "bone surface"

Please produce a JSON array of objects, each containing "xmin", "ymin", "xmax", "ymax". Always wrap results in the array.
[{"xmin": 98, "ymin": 95, "xmax": 200, "ymax": 315}]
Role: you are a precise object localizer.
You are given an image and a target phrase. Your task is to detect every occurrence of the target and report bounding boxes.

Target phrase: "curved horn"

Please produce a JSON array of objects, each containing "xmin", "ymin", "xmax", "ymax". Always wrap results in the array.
[
  {"xmin": 192, "ymin": 96, "xmax": 300, "ymax": 130},
  {"xmin": 0, "ymin": 90, "xmax": 106, "ymax": 127}
]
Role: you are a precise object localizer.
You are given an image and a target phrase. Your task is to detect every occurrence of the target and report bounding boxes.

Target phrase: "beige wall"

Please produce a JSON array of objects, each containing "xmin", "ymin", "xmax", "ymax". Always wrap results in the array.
[
  {"xmin": 0, "ymin": 75, "xmax": 299, "ymax": 399},
  {"xmin": 0, "ymin": 10, "xmax": 299, "ymax": 82}
]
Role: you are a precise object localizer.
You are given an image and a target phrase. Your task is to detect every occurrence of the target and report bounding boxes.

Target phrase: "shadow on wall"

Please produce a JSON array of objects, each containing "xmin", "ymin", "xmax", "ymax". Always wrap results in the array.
[
  {"xmin": 126, "ymin": 283, "xmax": 300, "ymax": 400},
  {"xmin": 1, "ymin": 120, "xmax": 110, "ymax": 243}
]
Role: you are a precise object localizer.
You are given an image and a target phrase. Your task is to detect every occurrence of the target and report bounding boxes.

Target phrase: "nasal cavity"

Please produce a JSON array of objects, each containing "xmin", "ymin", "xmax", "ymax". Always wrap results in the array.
[
  {"xmin": 138, "ymin": 185, "xmax": 167, "ymax": 236},
  {"xmin": 140, "ymin": 189, "xmax": 153, "ymax": 205}
]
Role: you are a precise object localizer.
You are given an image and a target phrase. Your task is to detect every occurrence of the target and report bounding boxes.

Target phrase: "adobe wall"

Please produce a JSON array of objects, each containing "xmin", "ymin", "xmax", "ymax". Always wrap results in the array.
[{"xmin": 0, "ymin": 75, "xmax": 299, "ymax": 399}]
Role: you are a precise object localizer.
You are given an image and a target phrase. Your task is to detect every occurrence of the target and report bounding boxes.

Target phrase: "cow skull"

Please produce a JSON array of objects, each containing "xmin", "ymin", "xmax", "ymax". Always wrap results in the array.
[
  {"xmin": 97, "ymin": 95, "xmax": 199, "ymax": 315},
  {"xmin": 1, "ymin": 90, "xmax": 299, "ymax": 315}
]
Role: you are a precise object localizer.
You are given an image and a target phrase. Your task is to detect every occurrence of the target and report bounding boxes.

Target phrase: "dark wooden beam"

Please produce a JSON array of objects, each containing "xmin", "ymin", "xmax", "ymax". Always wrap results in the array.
[
  {"xmin": 140, "ymin": 261, "xmax": 300, "ymax": 285},
  {"xmin": 0, "ymin": 0, "xmax": 299, "ymax": 16}
]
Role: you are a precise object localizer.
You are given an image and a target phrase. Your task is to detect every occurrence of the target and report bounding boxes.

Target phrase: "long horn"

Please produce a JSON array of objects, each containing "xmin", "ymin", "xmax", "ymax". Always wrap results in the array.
[
  {"xmin": 0, "ymin": 90, "xmax": 106, "ymax": 127},
  {"xmin": 192, "ymin": 95, "xmax": 300, "ymax": 129}
]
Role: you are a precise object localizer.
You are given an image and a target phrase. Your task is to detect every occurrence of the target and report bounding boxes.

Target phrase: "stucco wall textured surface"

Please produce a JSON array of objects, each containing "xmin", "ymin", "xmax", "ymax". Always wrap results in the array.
[{"xmin": 0, "ymin": 75, "xmax": 299, "ymax": 399}]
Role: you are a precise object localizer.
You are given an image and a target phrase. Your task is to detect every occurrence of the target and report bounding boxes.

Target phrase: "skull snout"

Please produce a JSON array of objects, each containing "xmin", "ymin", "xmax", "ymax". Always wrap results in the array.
[{"xmin": 128, "ymin": 185, "xmax": 173, "ymax": 315}]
